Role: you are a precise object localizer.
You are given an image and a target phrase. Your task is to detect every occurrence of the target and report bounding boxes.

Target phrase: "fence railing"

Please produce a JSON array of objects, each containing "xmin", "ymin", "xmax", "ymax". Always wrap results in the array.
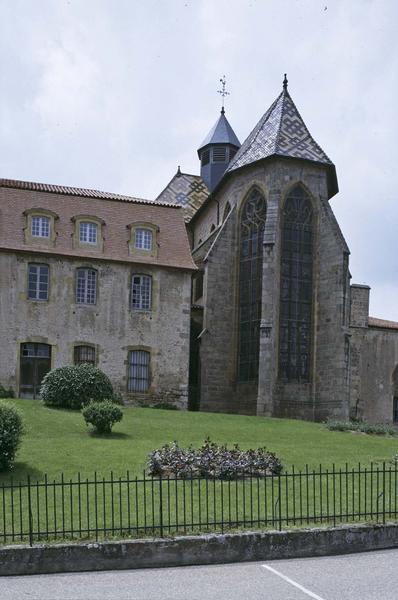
[{"xmin": 1, "ymin": 463, "xmax": 398, "ymax": 546}]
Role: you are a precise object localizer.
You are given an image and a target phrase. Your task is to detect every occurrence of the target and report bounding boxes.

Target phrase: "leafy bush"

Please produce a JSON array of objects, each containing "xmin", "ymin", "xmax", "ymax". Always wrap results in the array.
[
  {"xmin": 325, "ymin": 418, "xmax": 396, "ymax": 436},
  {"xmin": 82, "ymin": 400, "xmax": 123, "ymax": 434},
  {"xmin": 148, "ymin": 438, "xmax": 282, "ymax": 479},
  {"xmin": 0, "ymin": 402, "xmax": 24, "ymax": 471},
  {"xmin": 0, "ymin": 384, "xmax": 14, "ymax": 399},
  {"xmin": 40, "ymin": 364, "xmax": 114, "ymax": 409}
]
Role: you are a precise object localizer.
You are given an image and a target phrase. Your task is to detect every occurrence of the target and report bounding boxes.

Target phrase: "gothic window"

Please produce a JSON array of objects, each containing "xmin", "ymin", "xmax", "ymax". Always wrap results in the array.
[
  {"xmin": 238, "ymin": 189, "xmax": 266, "ymax": 382},
  {"xmin": 28, "ymin": 263, "xmax": 49, "ymax": 301},
  {"xmin": 74, "ymin": 345, "xmax": 96, "ymax": 365},
  {"xmin": 279, "ymin": 185, "xmax": 314, "ymax": 382},
  {"xmin": 76, "ymin": 268, "xmax": 97, "ymax": 305},
  {"xmin": 128, "ymin": 350, "xmax": 150, "ymax": 392},
  {"xmin": 132, "ymin": 274, "xmax": 152, "ymax": 311}
]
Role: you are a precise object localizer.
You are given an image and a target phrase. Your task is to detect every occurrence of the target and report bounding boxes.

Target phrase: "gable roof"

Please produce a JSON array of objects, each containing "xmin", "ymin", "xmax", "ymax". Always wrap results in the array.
[
  {"xmin": 198, "ymin": 111, "xmax": 241, "ymax": 152},
  {"xmin": 156, "ymin": 169, "xmax": 209, "ymax": 222},
  {"xmin": 227, "ymin": 86, "xmax": 338, "ymax": 197},
  {"xmin": 368, "ymin": 317, "xmax": 398, "ymax": 331},
  {"xmin": 0, "ymin": 178, "xmax": 176, "ymax": 208}
]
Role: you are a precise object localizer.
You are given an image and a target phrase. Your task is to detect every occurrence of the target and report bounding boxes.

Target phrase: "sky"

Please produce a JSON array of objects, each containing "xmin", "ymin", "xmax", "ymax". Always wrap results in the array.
[{"xmin": 0, "ymin": 0, "xmax": 397, "ymax": 320}]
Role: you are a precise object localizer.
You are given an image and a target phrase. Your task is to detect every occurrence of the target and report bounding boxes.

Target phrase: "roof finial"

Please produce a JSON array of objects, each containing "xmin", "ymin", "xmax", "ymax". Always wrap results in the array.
[
  {"xmin": 176, "ymin": 165, "xmax": 181, "ymax": 176},
  {"xmin": 283, "ymin": 73, "xmax": 288, "ymax": 91},
  {"xmin": 218, "ymin": 75, "xmax": 230, "ymax": 114}
]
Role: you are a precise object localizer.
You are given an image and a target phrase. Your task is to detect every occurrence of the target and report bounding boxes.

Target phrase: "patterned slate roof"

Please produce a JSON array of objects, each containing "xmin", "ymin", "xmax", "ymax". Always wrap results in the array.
[
  {"xmin": 0, "ymin": 178, "xmax": 175, "ymax": 208},
  {"xmin": 198, "ymin": 111, "xmax": 241, "ymax": 151},
  {"xmin": 156, "ymin": 170, "xmax": 209, "ymax": 222},
  {"xmin": 227, "ymin": 87, "xmax": 337, "ymax": 195},
  {"xmin": 368, "ymin": 317, "xmax": 398, "ymax": 331}
]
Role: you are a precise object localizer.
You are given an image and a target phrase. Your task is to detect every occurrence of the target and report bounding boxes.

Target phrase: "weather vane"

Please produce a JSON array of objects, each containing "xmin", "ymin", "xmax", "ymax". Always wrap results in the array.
[{"xmin": 218, "ymin": 75, "xmax": 230, "ymax": 114}]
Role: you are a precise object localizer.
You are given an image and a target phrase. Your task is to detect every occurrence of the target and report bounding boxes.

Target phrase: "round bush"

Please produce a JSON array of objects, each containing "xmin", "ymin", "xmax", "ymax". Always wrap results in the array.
[
  {"xmin": 40, "ymin": 364, "xmax": 114, "ymax": 409},
  {"xmin": 82, "ymin": 400, "xmax": 123, "ymax": 434},
  {"xmin": 0, "ymin": 401, "xmax": 24, "ymax": 471}
]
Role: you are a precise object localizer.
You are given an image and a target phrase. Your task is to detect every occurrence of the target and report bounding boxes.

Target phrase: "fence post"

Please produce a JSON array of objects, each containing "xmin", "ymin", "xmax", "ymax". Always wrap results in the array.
[
  {"xmin": 159, "ymin": 474, "xmax": 164, "ymax": 538},
  {"xmin": 27, "ymin": 475, "xmax": 33, "ymax": 547},
  {"xmin": 382, "ymin": 462, "xmax": 386, "ymax": 524},
  {"xmin": 278, "ymin": 473, "xmax": 282, "ymax": 531}
]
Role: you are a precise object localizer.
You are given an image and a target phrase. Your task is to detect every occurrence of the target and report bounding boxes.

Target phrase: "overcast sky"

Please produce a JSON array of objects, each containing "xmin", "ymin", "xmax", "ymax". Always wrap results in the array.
[{"xmin": 1, "ymin": 0, "xmax": 397, "ymax": 320}]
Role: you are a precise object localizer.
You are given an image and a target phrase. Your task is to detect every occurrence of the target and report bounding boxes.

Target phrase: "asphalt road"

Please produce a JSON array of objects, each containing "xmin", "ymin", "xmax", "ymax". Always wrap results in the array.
[{"xmin": 2, "ymin": 548, "xmax": 398, "ymax": 599}]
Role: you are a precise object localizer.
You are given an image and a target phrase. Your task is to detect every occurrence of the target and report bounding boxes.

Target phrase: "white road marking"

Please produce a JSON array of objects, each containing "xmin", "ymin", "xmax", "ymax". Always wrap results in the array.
[{"xmin": 262, "ymin": 564, "xmax": 327, "ymax": 600}]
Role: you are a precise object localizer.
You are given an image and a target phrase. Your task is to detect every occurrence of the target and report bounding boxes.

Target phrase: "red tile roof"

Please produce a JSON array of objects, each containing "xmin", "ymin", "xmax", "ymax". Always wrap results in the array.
[
  {"xmin": 0, "ymin": 178, "xmax": 178, "ymax": 208},
  {"xmin": 368, "ymin": 317, "xmax": 398, "ymax": 331}
]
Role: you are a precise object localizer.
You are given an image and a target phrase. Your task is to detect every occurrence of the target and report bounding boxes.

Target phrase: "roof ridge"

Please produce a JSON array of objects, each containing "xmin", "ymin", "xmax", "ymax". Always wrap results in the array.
[{"xmin": 0, "ymin": 177, "xmax": 181, "ymax": 208}]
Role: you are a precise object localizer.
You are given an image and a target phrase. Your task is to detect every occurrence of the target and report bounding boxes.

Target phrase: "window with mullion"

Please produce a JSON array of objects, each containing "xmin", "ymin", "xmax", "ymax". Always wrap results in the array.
[
  {"xmin": 76, "ymin": 268, "xmax": 97, "ymax": 304},
  {"xmin": 79, "ymin": 222, "xmax": 98, "ymax": 244},
  {"xmin": 28, "ymin": 263, "xmax": 49, "ymax": 300},
  {"xmin": 132, "ymin": 274, "xmax": 152, "ymax": 310},
  {"xmin": 31, "ymin": 216, "xmax": 50, "ymax": 238},
  {"xmin": 135, "ymin": 228, "xmax": 152, "ymax": 250},
  {"xmin": 279, "ymin": 186, "xmax": 314, "ymax": 382},
  {"xmin": 238, "ymin": 189, "xmax": 266, "ymax": 382}
]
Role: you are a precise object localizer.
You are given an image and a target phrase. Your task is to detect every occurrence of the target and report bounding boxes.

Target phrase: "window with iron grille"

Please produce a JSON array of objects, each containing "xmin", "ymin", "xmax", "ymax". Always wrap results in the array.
[
  {"xmin": 279, "ymin": 185, "xmax": 314, "ymax": 382},
  {"xmin": 132, "ymin": 275, "xmax": 152, "ymax": 310},
  {"xmin": 238, "ymin": 189, "xmax": 266, "ymax": 382},
  {"xmin": 31, "ymin": 216, "xmax": 50, "ymax": 238},
  {"xmin": 79, "ymin": 222, "xmax": 98, "ymax": 244},
  {"xmin": 76, "ymin": 268, "xmax": 97, "ymax": 304},
  {"xmin": 28, "ymin": 263, "xmax": 49, "ymax": 300},
  {"xmin": 135, "ymin": 228, "xmax": 152, "ymax": 250},
  {"xmin": 128, "ymin": 350, "xmax": 150, "ymax": 392},
  {"xmin": 212, "ymin": 147, "xmax": 226, "ymax": 162},
  {"xmin": 74, "ymin": 345, "xmax": 96, "ymax": 365}
]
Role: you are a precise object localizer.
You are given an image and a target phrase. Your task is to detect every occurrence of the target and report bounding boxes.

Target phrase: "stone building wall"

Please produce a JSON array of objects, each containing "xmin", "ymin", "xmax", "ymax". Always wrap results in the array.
[
  {"xmin": 0, "ymin": 251, "xmax": 191, "ymax": 406},
  {"xmin": 192, "ymin": 158, "xmax": 351, "ymax": 420}
]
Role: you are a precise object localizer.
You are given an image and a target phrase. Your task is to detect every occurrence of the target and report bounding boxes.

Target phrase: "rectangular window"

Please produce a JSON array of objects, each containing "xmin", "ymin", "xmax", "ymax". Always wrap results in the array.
[
  {"xmin": 128, "ymin": 350, "xmax": 150, "ymax": 392},
  {"xmin": 132, "ymin": 275, "xmax": 152, "ymax": 310},
  {"xmin": 394, "ymin": 398, "xmax": 398, "ymax": 424},
  {"xmin": 135, "ymin": 228, "xmax": 152, "ymax": 250},
  {"xmin": 31, "ymin": 216, "xmax": 50, "ymax": 238},
  {"xmin": 76, "ymin": 268, "xmax": 97, "ymax": 304},
  {"xmin": 74, "ymin": 345, "xmax": 96, "ymax": 365},
  {"xmin": 79, "ymin": 222, "xmax": 98, "ymax": 244},
  {"xmin": 28, "ymin": 263, "xmax": 49, "ymax": 300}
]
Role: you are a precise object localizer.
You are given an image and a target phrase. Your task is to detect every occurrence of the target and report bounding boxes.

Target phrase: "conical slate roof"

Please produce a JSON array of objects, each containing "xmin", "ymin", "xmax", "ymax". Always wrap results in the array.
[
  {"xmin": 227, "ymin": 85, "xmax": 337, "ymax": 195},
  {"xmin": 198, "ymin": 110, "xmax": 241, "ymax": 153}
]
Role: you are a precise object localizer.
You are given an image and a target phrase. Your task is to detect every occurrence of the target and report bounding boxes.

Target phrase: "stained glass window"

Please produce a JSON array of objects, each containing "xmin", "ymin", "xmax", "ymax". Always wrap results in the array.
[
  {"xmin": 279, "ymin": 185, "xmax": 314, "ymax": 381},
  {"xmin": 238, "ymin": 189, "xmax": 266, "ymax": 382}
]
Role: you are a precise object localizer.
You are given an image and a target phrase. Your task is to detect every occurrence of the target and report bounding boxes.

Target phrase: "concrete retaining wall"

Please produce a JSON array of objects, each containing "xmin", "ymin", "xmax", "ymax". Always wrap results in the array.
[{"xmin": 2, "ymin": 524, "xmax": 398, "ymax": 576}]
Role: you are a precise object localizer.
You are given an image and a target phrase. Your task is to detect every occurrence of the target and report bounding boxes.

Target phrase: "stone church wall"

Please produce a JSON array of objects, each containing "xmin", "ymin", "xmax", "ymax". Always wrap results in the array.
[{"xmin": 0, "ymin": 251, "xmax": 191, "ymax": 407}]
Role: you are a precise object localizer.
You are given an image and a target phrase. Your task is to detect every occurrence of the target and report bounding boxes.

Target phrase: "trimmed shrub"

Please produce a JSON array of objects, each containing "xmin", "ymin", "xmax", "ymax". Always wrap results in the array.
[
  {"xmin": 325, "ymin": 418, "xmax": 396, "ymax": 436},
  {"xmin": 148, "ymin": 438, "xmax": 282, "ymax": 479},
  {"xmin": 82, "ymin": 400, "xmax": 123, "ymax": 434},
  {"xmin": 40, "ymin": 364, "xmax": 114, "ymax": 409},
  {"xmin": 0, "ymin": 402, "xmax": 24, "ymax": 471}
]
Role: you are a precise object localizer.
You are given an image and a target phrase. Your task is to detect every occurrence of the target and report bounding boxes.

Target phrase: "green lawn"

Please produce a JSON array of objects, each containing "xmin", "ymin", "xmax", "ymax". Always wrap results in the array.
[{"xmin": 2, "ymin": 399, "xmax": 398, "ymax": 483}]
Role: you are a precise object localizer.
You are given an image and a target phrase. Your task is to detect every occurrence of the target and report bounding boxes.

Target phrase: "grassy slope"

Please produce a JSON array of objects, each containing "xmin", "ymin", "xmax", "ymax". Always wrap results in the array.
[{"xmin": 2, "ymin": 399, "xmax": 397, "ymax": 483}]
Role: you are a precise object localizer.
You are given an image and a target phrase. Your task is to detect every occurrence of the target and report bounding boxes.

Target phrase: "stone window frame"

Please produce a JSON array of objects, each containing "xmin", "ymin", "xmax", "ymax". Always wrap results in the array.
[
  {"xmin": 73, "ymin": 343, "xmax": 97, "ymax": 366},
  {"xmin": 131, "ymin": 273, "xmax": 152, "ymax": 312},
  {"xmin": 71, "ymin": 215, "xmax": 105, "ymax": 252},
  {"xmin": 127, "ymin": 222, "xmax": 159, "ymax": 259},
  {"xmin": 23, "ymin": 208, "xmax": 58, "ymax": 247},
  {"xmin": 27, "ymin": 262, "xmax": 50, "ymax": 302},
  {"xmin": 75, "ymin": 266, "xmax": 98, "ymax": 306},
  {"xmin": 126, "ymin": 346, "xmax": 152, "ymax": 393}
]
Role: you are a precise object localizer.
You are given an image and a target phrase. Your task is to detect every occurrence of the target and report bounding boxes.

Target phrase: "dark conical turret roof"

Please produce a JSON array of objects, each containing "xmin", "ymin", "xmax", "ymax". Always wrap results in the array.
[
  {"xmin": 198, "ymin": 110, "xmax": 240, "ymax": 154},
  {"xmin": 227, "ymin": 82, "xmax": 338, "ymax": 197}
]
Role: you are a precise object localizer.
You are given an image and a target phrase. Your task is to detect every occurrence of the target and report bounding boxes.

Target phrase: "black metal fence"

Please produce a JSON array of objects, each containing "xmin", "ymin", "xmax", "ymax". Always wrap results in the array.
[{"xmin": 1, "ymin": 463, "xmax": 398, "ymax": 546}]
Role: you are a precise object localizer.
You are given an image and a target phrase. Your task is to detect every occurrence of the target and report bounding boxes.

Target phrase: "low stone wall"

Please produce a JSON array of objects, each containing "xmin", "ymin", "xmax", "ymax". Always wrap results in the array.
[{"xmin": 1, "ymin": 523, "xmax": 398, "ymax": 576}]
